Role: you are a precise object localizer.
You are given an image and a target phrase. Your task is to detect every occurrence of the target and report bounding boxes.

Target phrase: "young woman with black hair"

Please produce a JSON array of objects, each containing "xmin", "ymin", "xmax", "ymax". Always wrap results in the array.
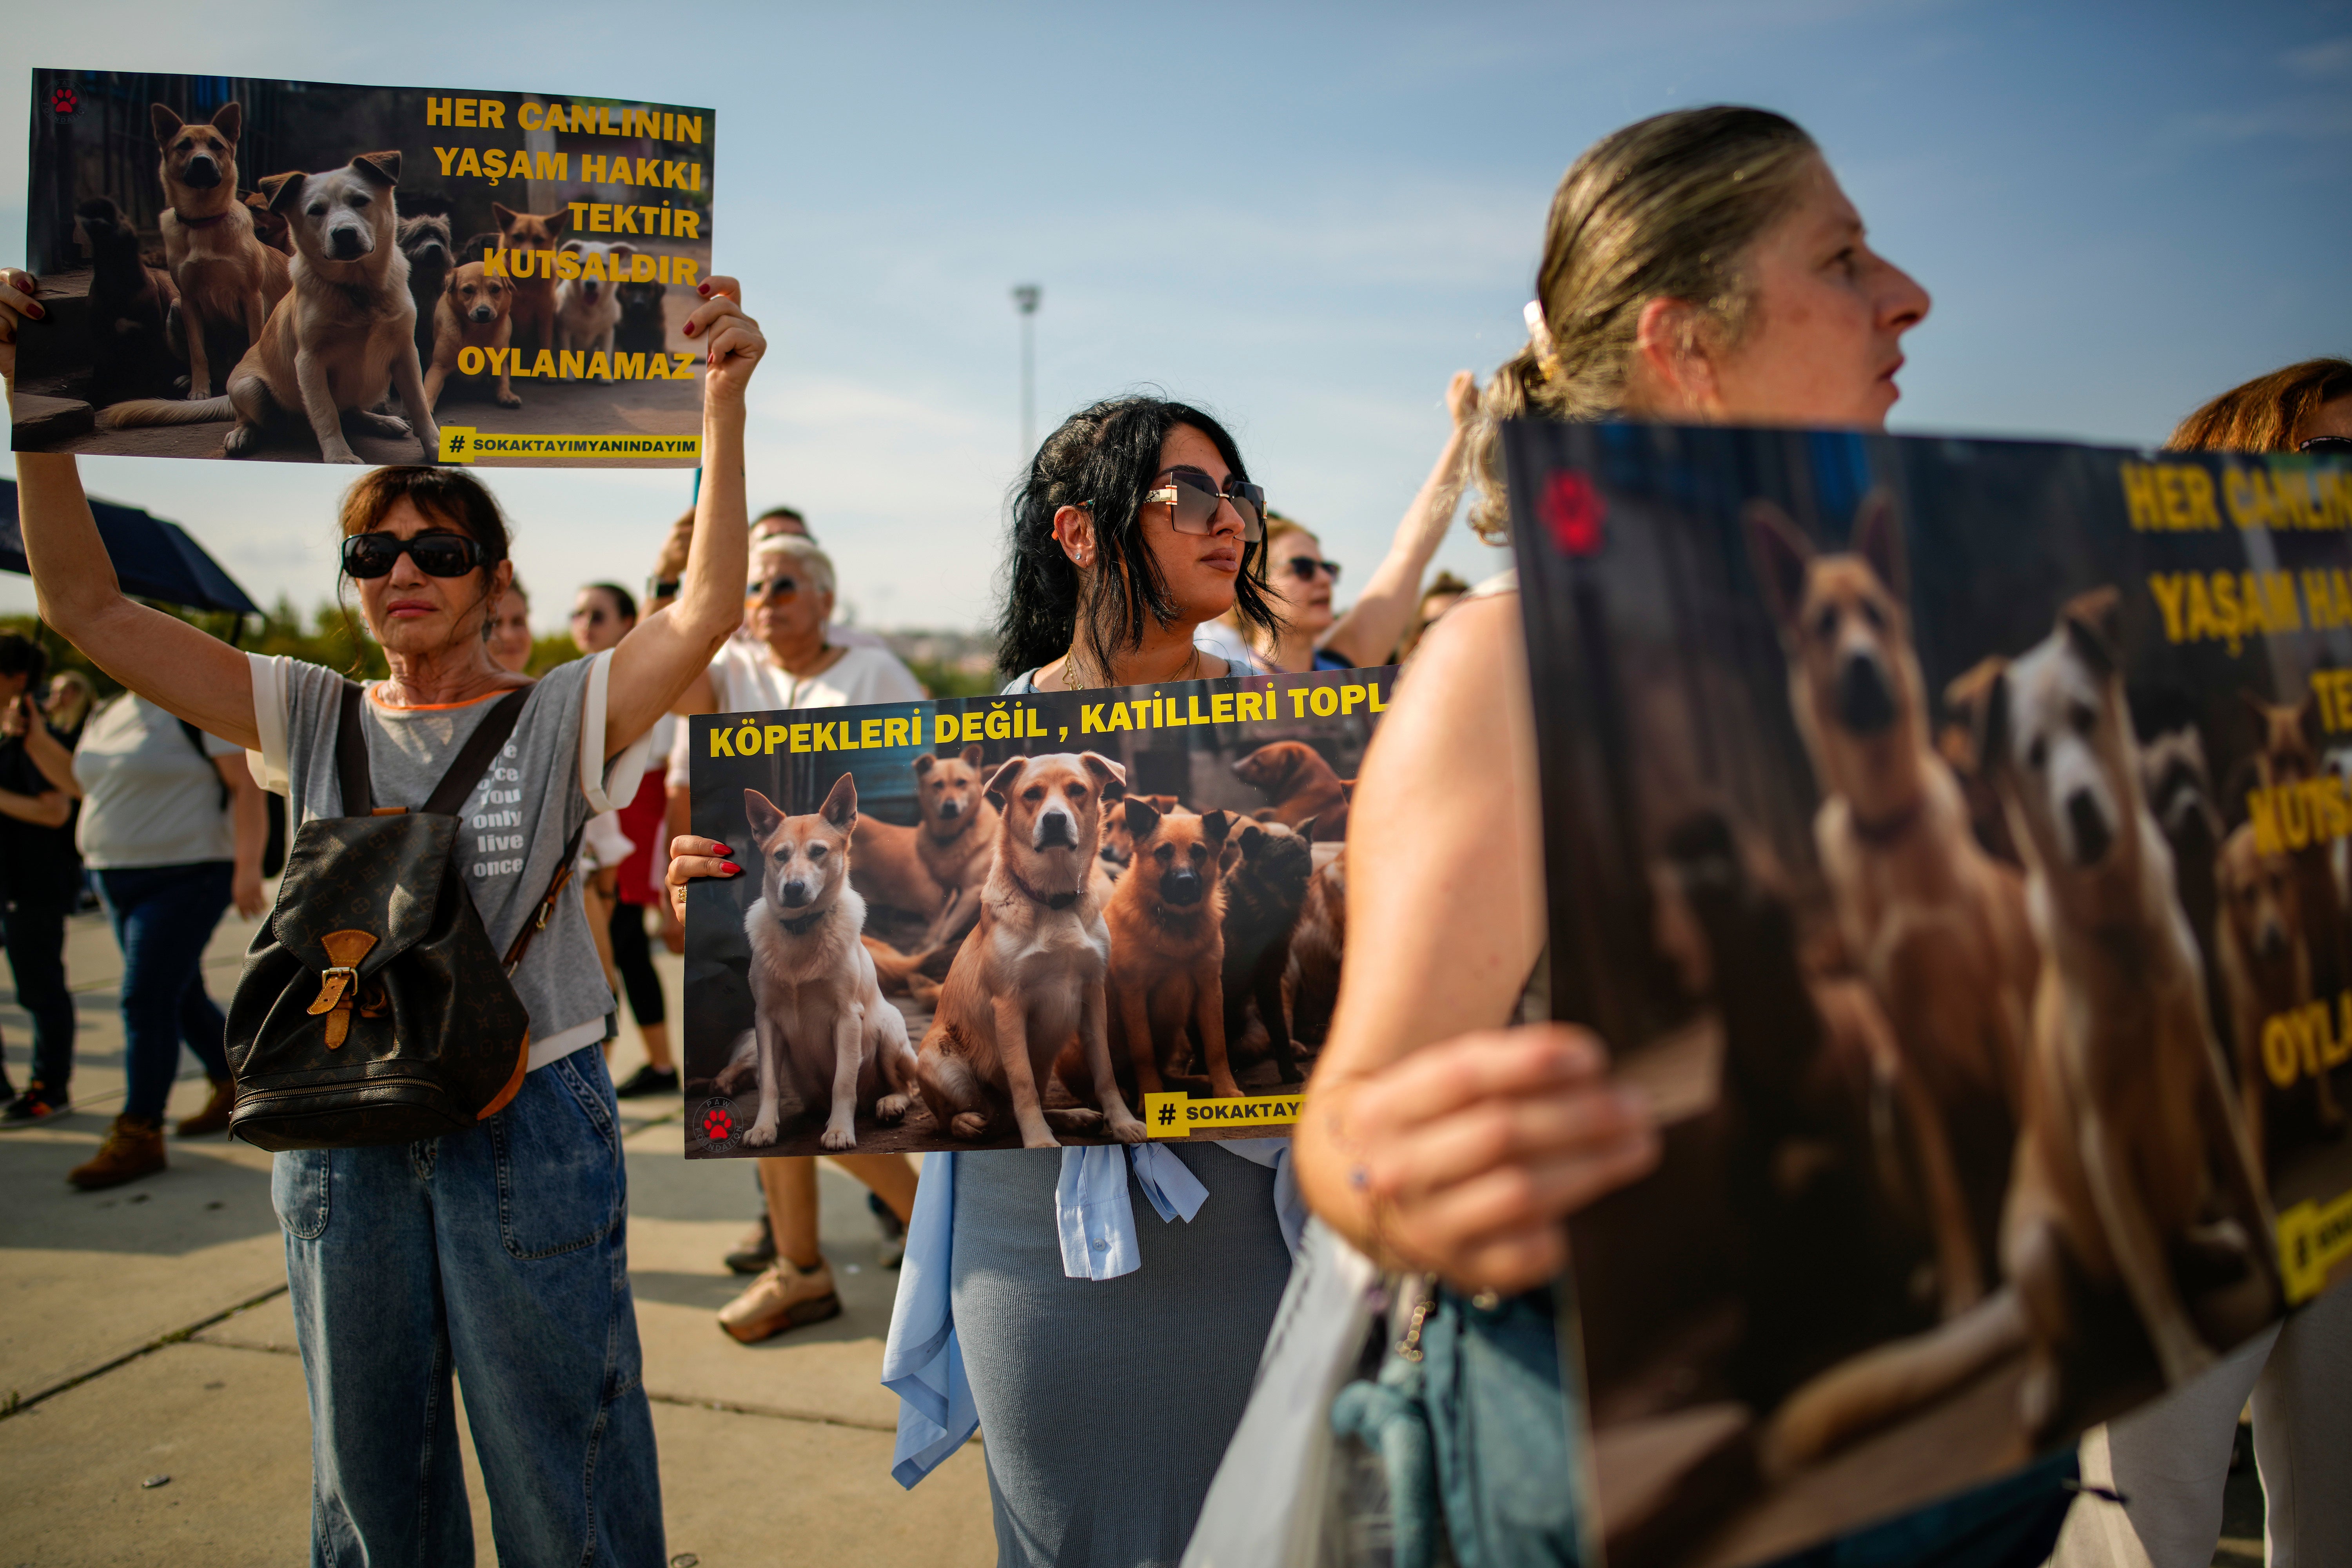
[{"xmin": 672, "ymin": 394, "xmax": 1301, "ymax": 1566}]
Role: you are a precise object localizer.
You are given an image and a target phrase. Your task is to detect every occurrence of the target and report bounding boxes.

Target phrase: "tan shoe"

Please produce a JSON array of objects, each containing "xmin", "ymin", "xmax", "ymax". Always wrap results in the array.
[
  {"xmin": 717, "ymin": 1258, "xmax": 840, "ymax": 1343},
  {"xmin": 69, "ymin": 1115, "xmax": 167, "ymax": 1191},
  {"xmin": 176, "ymin": 1079, "xmax": 235, "ymax": 1138}
]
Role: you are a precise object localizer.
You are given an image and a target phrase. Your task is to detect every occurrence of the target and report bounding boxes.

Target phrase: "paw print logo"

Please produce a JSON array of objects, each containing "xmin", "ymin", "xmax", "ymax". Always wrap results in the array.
[
  {"xmin": 698, "ymin": 1098, "xmax": 736, "ymax": 1147},
  {"xmin": 1539, "ymin": 470, "xmax": 1607, "ymax": 558},
  {"xmin": 49, "ymin": 86, "xmax": 80, "ymax": 117}
]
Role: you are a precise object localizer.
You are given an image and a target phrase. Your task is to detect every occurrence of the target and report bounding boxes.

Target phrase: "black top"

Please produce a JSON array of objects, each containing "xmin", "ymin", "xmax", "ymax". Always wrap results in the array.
[{"xmin": 0, "ymin": 721, "xmax": 83, "ymax": 907}]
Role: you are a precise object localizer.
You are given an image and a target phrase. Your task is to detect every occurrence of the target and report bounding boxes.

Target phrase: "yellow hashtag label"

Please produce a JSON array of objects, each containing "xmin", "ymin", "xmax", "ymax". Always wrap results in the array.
[
  {"xmin": 437, "ymin": 428, "xmax": 699, "ymax": 464},
  {"xmin": 1143, "ymin": 1092, "xmax": 1303, "ymax": 1138},
  {"xmin": 2278, "ymin": 1189, "xmax": 2352, "ymax": 1304}
]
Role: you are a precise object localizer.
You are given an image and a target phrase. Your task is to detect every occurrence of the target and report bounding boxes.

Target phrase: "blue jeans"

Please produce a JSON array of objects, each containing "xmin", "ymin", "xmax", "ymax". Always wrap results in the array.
[
  {"xmin": 272, "ymin": 1047, "xmax": 664, "ymax": 1567},
  {"xmin": 1, "ymin": 895, "xmax": 76, "ymax": 1093},
  {"xmin": 96, "ymin": 861, "xmax": 233, "ymax": 1121}
]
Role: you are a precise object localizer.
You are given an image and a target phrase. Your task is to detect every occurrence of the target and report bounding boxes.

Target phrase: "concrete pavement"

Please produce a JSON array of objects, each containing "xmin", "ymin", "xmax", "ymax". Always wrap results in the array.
[{"xmin": 0, "ymin": 900, "xmax": 993, "ymax": 1566}]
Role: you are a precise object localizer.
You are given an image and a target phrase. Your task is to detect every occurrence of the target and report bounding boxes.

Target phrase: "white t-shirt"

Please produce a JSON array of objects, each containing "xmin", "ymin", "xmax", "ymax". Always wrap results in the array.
[
  {"xmin": 668, "ymin": 639, "xmax": 925, "ymax": 787},
  {"xmin": 73, "ymin": 694, "xmax": 241, "ymax": 869}
]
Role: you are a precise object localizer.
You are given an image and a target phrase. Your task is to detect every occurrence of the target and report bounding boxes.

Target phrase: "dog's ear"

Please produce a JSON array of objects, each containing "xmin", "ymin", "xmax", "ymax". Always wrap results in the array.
[
  {"xmin": 559, "ymin": 238, "xmax": 583, "ymax": 255},
  {"xmin": 1338, "ymin": 778, "xmax": 1354, "ymax": 800},
  {"xmin": 1939, "ymin": 658, "xmax": 2007, "ymax": 775},
  {"xmin": 744, "ymin": 788, "xmax": 786, "ymax": 844},
  {"xmin": 1122, "ymin": 795, "xmax": 1163, "ymax": 840},
  {"xmin": 2241, "ymin": 689, "xmax": 2277, "ymax": 734},
  {"xmin": 2058, "ymin": 585, "xmax": 2122, "ymax": 680},
  {"xmin": 262, "ymin": 172, "xmax": 307, "ymax": 215},
  {"xmin": 1962, "ymin": 660, "xmax": 2012, "ymax": 780},
  {"xmin": 1850, "ymin": 488, "xmax": 1909, "ymax": 601},
  {"xmin": 913, "ymin": 753, "xmax": 937, "ymax": 780},
  {"xmin": 1742, "ymin": 500, "xmax": 1815, "ymax": 632},
  {"xmin": 351, "ymin": 151, "xmax": 400, "ymax": 189},
  {"xmin": 1080, "ymin": 751, "xmax": 1128, "ymax": 802},
  {"xmin": 149, "ymin": 104, "xmax": 184, "ymax": 146},
  {"xmin": 491, "ymin": 201, "xmax": 518, "ymax": 230},
  {"xmin": 984, "ymin": 755, "xmax": 1027, "ymax": 809},
  {"xmin": 960, "ymin": 742, "xmax": 985, "ymax": 770},
  {"xmin": 609, "ymin": 242, "xmax": 634, "ymax": 262},
  {"xmin": 819, "ymin": 772, "xmax": 858, "ymax": 831},
  {"xmin": 1296, "ymin": 813, "xmax": 1320, "ymax": 845},
  {"xmin": 1240, "ymin": 823, "xmax": 1265, "ymax": 855},
  {"xmin": 208, "ymin": 102, "xmax": 243, "ymax": 144},
  {"xmin": 546, "ymin": 207, "xmax": 572, "ymax": 237},
  {"xmin": 1200, "ymin": 808, "xmax": 1234, "ymax": 848}
]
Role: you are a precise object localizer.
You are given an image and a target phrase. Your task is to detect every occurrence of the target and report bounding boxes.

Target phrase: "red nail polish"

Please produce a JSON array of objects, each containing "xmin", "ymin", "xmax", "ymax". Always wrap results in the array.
[
  {"xmin": 720, "ymin": 862, "xmax": 741, "ymax": 875},
  {"xmin": 697, "ymin": 281, "xmax": 711, "ymax": 296},
  {"xmin": 25, "ymin": 302, "xmax": 45, "ymax": 320},
  {"xmin": 682, "ymin": 321, "xmax": 695, "ymax": 336},
  {"xmin": 710, "ymin": 843, "xmax": 731, "ymax": 856}
]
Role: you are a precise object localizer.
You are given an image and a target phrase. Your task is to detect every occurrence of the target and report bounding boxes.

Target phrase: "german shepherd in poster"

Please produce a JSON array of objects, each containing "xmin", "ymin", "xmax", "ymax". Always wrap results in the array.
[
  {"xmin": 681, "ymin": 668, "xmax": 1387, "ymax": 1158},
  {"xmin": 15, "ymin": 67, "xmax": 713, "ymax": 466},
  {"xmin": 1503, "ymin": 421, "xmax": 2352, "ymax": 1568}
]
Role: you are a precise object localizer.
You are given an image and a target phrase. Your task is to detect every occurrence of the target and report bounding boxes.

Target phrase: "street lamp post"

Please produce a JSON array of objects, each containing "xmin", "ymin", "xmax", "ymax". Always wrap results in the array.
[{"xmin": 1012, "ymin": 283, "xmax": 1041, "ymax": 459}]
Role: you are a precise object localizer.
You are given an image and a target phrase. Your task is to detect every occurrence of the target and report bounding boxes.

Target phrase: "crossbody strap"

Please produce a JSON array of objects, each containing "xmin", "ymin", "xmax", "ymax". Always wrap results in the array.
[
  {"xmin": 334, "ymin": 682, "xmax": 372, "ymax": 815},
  {"xmin": 421, "ymin": 688, "xmax": 531, "ymax": 816},
  {"xmin": 503, "ymin": 819, "xmax": 587, "ymax": 976}
]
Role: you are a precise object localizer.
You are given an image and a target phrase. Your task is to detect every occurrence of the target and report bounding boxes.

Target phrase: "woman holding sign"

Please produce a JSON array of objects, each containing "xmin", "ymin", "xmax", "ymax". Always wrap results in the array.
[{"xmin": 2, "ymin": 263, "xmax": 764, "ymax": 1568}]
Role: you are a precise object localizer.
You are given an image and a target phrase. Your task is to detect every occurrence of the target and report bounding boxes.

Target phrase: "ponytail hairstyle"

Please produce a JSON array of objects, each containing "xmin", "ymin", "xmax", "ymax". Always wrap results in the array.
[
  {"xmin": 995, "ymin": 396, "xmax": 1281, "ymax": 678},
  {"xmin": 1467, "ymin": 106, "xmax": 1820, "ymax": 541}
]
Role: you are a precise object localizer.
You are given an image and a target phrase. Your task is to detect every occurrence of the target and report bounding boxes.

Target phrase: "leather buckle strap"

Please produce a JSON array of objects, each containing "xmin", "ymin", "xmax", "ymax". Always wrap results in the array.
[{"xmin": 305, "ymin": 930, "xmax": 379, "ymax": 1048}]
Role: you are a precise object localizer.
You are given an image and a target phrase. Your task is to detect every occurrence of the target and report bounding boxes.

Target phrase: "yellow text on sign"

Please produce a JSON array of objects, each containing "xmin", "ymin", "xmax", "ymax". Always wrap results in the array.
[
  {"xmin": 2278, "ymin": 1189, "xmax": 2352, "ymax": 1305},
  {"xmin": 1143, "ymin": 1092, "xmax": 1303, "ymax": 1138},
  {"xmin": 439, "ymin": 428, "xmax": 701, "ymax": 463}
]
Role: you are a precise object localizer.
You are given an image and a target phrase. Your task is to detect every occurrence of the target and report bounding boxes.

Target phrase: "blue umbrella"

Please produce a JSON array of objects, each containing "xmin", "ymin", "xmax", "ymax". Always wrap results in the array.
[{"xmin": 0, "ymin": 477, "xmax": 260, "ymax": 615}]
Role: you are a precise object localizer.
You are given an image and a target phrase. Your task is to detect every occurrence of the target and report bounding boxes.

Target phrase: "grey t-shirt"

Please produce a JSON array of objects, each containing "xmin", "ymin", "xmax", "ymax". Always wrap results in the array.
[{"xmin": 247, "ymin": 652, "xmax": 650, "ymax": 1071}]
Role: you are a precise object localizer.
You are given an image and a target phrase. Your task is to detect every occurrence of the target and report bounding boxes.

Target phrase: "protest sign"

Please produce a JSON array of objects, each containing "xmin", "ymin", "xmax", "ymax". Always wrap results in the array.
[
  {"xmin": 15, "ymin": 68, "xmax": 713, "ymax": 467},
  {"xmin": 680, "ymin": 667, "xmax": 1388, "ymax": 1158},
  {"xmin": 1504, "ymin": 421, "xmax": 2352, "ymax": 1568}
]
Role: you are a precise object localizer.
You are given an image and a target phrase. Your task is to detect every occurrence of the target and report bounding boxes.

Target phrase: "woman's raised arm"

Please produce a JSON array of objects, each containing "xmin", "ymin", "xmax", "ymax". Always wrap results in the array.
[{"xmin": 602, "ymin": 278, "xmax": 762, "ymax": 757}]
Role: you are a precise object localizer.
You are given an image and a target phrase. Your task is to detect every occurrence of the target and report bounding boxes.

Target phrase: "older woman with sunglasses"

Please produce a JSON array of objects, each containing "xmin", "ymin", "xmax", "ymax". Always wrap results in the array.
[
  {"xmin": 670, "ymin": 396, "xmax": 1296, "ymax": 1566},
  {"xmin": 1205, "ymin": 370, "xmax": 1479, "ymax": 674},
  {"xmin": 2, "ymin": 263, "xmax": 764, "ymax": 1567}
]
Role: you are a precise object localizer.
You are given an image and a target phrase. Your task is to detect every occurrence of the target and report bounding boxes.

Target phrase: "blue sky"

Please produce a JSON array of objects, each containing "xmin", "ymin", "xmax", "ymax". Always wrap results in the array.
[{"xmin": 5, "ymin": 0, "xmax": 2348, "ymax": 633}]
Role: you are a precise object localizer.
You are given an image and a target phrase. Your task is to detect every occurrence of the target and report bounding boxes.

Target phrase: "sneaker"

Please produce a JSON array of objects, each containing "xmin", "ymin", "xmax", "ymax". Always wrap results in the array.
[
  {"xmin": 716, "ymin": 1258, "xmax": 840, "ymax": 1344},
  {"xmin": 724, "ymin": 1212, "xmax": 776, "ymax": 1275},
  {"xmin": 869, "ymin": 1190, "xmax": 907, "ymax": 1269},
  {"xmin": 2, "ymin": 1083, "xmax": 71, "ymax": 1127},
  {"xmin": 613, "ymin": 1063, "xmax": 681, "ymax": 1098},
  {"xmin": 176, "ymin": 1079, "xmax": 235, "ymax": 1138},
  {"xmin": 69, "ymin": 1114, "xmax": 167, "ymax": 1190}
]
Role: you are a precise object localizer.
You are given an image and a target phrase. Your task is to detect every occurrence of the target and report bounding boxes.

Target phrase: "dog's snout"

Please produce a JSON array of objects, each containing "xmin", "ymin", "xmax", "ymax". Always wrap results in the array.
[
  {"xmin": 1159, "ymin": 867, "xmax": 1202, "ymax": 906},
  {"xmin": 2064, "ymin": 788, "xmax": 2113, "ymax": 867},
  {"xmin": 182, "ymin": 156, "xmax": 220, "ymax": 189},
  {"xmin": 469, "ymin": 305, "xmax": 495, "ymax": 323},
  {"xmin": 2257, "ymin": 919, "xmax": 2289, "ymax": 962},
  {"xmin": 329, "ymin": 225, "xmax": 370, "ymax": 261},
  {"xmin": 937, "ymin": 799, "xmax": 962, "ymax": 819},
  {"xmin": 1036, "ymin": 808, "xmax": 1075, "ymax": 849},
  {"xmin": 780, "ymin": 878, "xmax": 812, "ymax": 909},
  {"xmin": 1835, "ymin": 652, "xmax": 1898, "ymax": 737}
]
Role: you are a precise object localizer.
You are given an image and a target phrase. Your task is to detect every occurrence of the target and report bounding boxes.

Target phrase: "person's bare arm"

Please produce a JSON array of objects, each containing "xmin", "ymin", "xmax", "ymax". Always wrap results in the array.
[
  {"xmin": 1321, "ymin": 371, "xmax": 1477, "ymax": 669},
  {"xmin": 17, "ymin": 702, "xmax": 82, "ymax": 797},
  {"xmin": 0, "ymin": 784, "xmax": 69, "ymax": 827},
  {"xmin": 1294, "ymin": 592, "xmax": 1658, "ymax": 1291},
  {"xmin": 666, "ymin": 667, "xmax": 715, "ymax": 720},
  {"xmin": 218, "ymin": 753, "xmax": 268, "ymax": 918},
  {"xmin": 602, "ymin": 279, "xmax": 763, "ymax": 757}
]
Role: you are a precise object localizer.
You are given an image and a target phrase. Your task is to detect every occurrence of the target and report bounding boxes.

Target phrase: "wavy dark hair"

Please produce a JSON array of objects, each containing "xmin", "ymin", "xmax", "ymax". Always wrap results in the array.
[{"xmin": 995, "ymin": 396, "xmax": 1280, "ymax": 679}]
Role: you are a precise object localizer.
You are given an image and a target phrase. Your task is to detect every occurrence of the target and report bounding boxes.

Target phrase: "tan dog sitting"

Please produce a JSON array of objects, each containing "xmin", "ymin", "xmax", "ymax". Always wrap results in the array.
[
  {"xmin": 916, "ymin": 753, "xmax": 1147, "ymax": 1149},
  {"xmin": 149, "ymin": 103, "xmax": 290, "ymax": 400},
  {"xmin": 1098, "ymin": 800, "xmax": 1240, "ymax": 1101},
  {"xmin": 852, "ymin": 745, "xmax": 1002, "ymax": 948},
  {"xmin": 739, "ymin": 777, "xmax": 918, "ymax": 1152},
  {"xmin": 2215, "ymin": 824, "xmax": 2338, "ymax": 1203},
  {"xmin": 490, "ymin": 201, "xmax": 570, "ymax": 356},
  {"xmin": 423, "ymin": 262, "xmax": 520, "ymax": 413},
  {"xmin": 1097, "ymin": 792, "xmax": 1180, "ymax": 882},
  {"xmin": 1233, "ymin": 740, "xmax": 1352, "ymax": 840},
  {"xmin": 1749, "ymin": 491, "xmax": 2036, "ymax": 1292}
]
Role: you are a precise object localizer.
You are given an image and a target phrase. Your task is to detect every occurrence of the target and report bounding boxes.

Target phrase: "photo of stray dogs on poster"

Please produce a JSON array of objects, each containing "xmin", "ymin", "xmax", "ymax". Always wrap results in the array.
[
  {"xmin": 1503, "ymin": 422, "xmax": 2352, "ymax": 1568},
  {"xmin": 15, "ymin": 68, "xmax": 713, "ymax": 467},
  {"xmin": 681, "ymin": 668, "xmax": 1388, "ymax": 1158}
]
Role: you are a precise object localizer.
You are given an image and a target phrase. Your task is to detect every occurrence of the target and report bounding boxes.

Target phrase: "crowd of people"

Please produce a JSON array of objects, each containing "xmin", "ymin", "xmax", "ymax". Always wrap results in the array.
[{"xmin": 2, "ymin": 97, "xmax": 2348, "ymax": 1568}]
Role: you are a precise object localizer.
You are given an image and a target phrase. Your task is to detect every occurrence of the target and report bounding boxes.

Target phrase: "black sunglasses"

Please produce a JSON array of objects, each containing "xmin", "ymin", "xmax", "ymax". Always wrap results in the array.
[
  {"xmin": 2301, "ymin": 436, "xmax": 2352, "ymax": 455},
  {"xmin": 341, "ymin": 530, "xmax": 485, "ymax": 579},
  {"xmin": 746, "ymin": 575, "xmax": 804, "ymax": 599},
  {"xmin": 1278, "ymin": 554, "xmax": 1341, "ymax": 583},
  {"xmin": 1143, "ymin": 469, "xmax": 1266, "ymax": 542}
]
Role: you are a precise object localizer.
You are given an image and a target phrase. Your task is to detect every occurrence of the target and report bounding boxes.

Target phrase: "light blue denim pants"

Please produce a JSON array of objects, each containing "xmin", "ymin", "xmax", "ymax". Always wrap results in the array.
[{"xmin": 271, "ymin": 1045, "xmax": 663, "ymax": 1567}]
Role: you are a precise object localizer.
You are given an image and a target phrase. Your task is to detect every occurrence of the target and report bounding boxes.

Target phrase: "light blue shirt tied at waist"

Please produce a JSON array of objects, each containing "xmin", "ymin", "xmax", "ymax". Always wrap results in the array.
[{"xmin": 880, "ymin": 1140, "xmax": 1305, "ymax": 1488}]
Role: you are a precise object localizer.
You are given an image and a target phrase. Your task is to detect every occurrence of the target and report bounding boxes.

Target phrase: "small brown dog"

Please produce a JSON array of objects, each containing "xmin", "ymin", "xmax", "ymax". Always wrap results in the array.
[
  {"xmin": 1285, "ymin": 847, "xmax": 1347, "ymax": 1048},
  {"xmin": 916, "ymin": 753, "xmax": 1147, "ymax": 1148},
  {"xmin": 2215, "ymin": 823, "xmax": 2340, "ymax": 1201},
  {"xmin": 2245, "ymin": 693, "xmax": 2352, "ymax": 1018},
  {"xmin": 1218, "ymin": 819, "xmax": 1319, "ymax": 1083},
  {"xmin": 1234, "ymin": 740, "xmax": 1352, "ymax": 840},
  {"xmin": 423, "ymin": 262, "xmax": 520, "ymax": 412},
  {"xmin": 491, "ymin": 201, "xmax": 570, "ymax": 356},
  {"xmin": 852, "ymin": 745, "xmax": 1002, "ymax": 947},
  {"xmin": 1097, "ymin": 792, "xmax": 1180, "ymax": 881},
  {"xmin": 1101, "ymin": 800, "xmax": 1240, "ymax": 1100},
  {"xmin": 149, "ymin": 103, "xmax": 290, "ymax": 399},
  {"xmin": 738, "ymin": 777, "xmax": 919, "ymax": 1151}
]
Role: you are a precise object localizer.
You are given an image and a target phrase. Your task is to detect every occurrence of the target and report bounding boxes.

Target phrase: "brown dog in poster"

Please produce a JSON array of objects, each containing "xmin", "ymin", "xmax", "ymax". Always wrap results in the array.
[
  {"xmin": 1097, "ymin": 792, "xmax": 1180, "ymax": 881},
  {"xmin": 2213, "ymin": 823, "xmax": 2322, "ymax": 1205},
  {"xmin": 1748, "ymin": 491, "xmax": 2036, "ymax": 1291},
  {"xmin": 148, "ymin": 103, "xmax": 290, "ymax": 400},
  {"xmin": 490, "ymin": 201, "xmax": 570, "ymax": 356},
  {"xmin": 423, "ymin": 262, "xmax": 520, "ymax": 413},
  {"xmin": 1100, "ymin": 800, "xmax": 1240, "ymax": 1100},
  {"xmin": 1234, "ymin": 740, "xmax": 1352, "ymax": 840},
  {"xmin": 737, "ymin": 777, "xmax": 919, "ymax": 1151},
  {"xmin": 915, "ymin": 753, "xmax": 1147, "ymax": 1149},
  {"xmin": 852, "ymin": 745, "xmax": 1002, "ymax": 947}
]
